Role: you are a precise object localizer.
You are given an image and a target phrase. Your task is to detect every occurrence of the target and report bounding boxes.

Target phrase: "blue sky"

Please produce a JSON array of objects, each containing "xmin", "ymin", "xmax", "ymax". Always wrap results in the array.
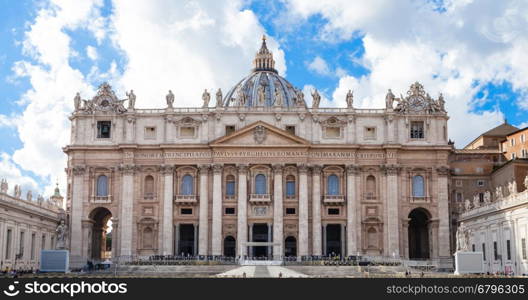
[{"xmin": 0, "ymin": 0, "xmax": 527, "ymax": 197}]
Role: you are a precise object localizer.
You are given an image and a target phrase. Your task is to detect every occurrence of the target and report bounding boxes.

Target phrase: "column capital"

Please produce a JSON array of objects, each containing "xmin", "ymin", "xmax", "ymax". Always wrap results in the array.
[
  {"xmin": 212, "ymin": 164, "xmax": 223, "ymax": 174},
  {"xmin": 199, "ymin": 164, "xmax": 210, "ymax": 174},
  {"xmin": 382, "ymin": 164, "xmax": 400, "ymax": 175},
  {"xmin": 72, "ymin": 165, "xmax": 86, "ymax": 176},
  {"xmin": 436, "ymin": 166, "xmax": 450, "ymax": 176},
  {"xmin": 311, "ymin": 164, "xmax": 322, "ymax": 174},
  {"xmin": 272, "ymin": 164, "xmax": 283, "ymax": 174},
  {"xmin": 297, "ymin": 163, "xmax": 309, "ymax": 174},
  {"xmin": 237, "ymin": 164, "xmax": 249, "ymax": 174},
  {"xmin": 161, "ymin": 164, "xmax": 175, "ymax": 174},
  {"xmin": 346, "ymin": 165, "xmax": 360, "ymax": 175},
  {"xmin": 119, "ymin": 164, "xmax": 138, "ymax": 175}
]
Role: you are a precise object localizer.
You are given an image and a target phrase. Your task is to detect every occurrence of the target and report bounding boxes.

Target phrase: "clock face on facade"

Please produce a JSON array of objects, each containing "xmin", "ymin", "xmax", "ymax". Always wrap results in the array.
[{"xmin": 408, "ymin": 95, "xmax": 425, "ymax": 111}]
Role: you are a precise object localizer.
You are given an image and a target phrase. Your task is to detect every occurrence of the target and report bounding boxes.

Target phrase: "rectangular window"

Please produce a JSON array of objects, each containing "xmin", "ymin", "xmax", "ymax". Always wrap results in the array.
[
  {"xmin": 96, "ymin": 121, "xmax": 111, "ymax": 138},
  {"xmin": 455, "ymin": 179, "xmax": 463, "ymax": 187},
  {"xmin": 285, "ymin": 125, "xmax": 296, "ymax": 135},
  {"xmin": 180, "ymin": 126, "xmax": 195, "ymax": 138},
  {"xmin": 456, "ymin": 192, "xmax": 463, "ymax": 202},
  {"xmin": 494, "ymin": 241, "xmax": 498, "ymax": 260},
  {"xmin": 364, "ymin": 127, "xmax": 376, "ymax": 140},
  {"xmin": 475, "ymin": 168, "xmax": 483, "ymax": 174},
  {"xmin": 506, "ymin": 240, "xmax": 511, "ymax": 260},
  {"xmin": 512, "ymin": 153, "xmax": 516, "ymax": 159},
  {"xmin": 224, "ymin": 207, "xmax": 235, "ymax": 215},
  {"xmin": 5, "ymin": 229, "xmax": 12, "ymax": 259},
  {"xmin": 226, "ymin": 181, "xmax": 235, "ymax": 196},
  {"xmin": 477, "ymin": 180, "xmax": 485, "ymax": 186},
  {"xmin": 19, "ymin": 231, "xmax": 25, "ymax": 259},
  {"xmin": 472, "ymin": 244, "xmax": 475, "ymax": 252},
  {"xmin": 521, "ymin": 134, "xmax": 526, "ymax": 143},
  {"xmin": 479, "ymin": 192, "xmax": 484, "ymax": 203},
  {"xmin": 325, "ymin": 127, "xmax": 340, "ymax": 138},
  {"xmin": 41, "ymin": 234, "xmax": 46, "ymax": 251},
  {"xmin": 522, "ymin": 238, "xmax": 527, "ymax": 260},
  {"xmin": 410, "ymin": 121, "xmax": 425, "ymax": 139},
  {"xmin": 31, "ymin": 233, "xmax": 36, "ymax": 260},
  {"xmin": 328, "ymin": 208, "xmax": 340, "ymax": 215},
  {"xmin": 482, "ymin": 243, "xmax": 486, "ymax": 261},
  {"xmin": 511, "ymin": 138, "xmax": 515, "ymax": 146},
  {"xmin": 225, "ymin": 125, "xmax": 235, "ymax": 135},
  {"xmin": 144, "ymin": 127, "xmax": 156, "ymax": 139},
  {"xmin": 181, "ymin": 208, "xmax": 193, "ymax": 215},
  {"xmin": 285, "ymin": 208, "xmax": 296, "ymax": 215}
]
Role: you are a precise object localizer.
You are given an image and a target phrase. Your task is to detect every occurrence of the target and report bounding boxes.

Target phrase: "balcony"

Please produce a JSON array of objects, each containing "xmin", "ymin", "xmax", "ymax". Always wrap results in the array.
[
  {"xmin": 224, "ymin": 195, "xmax": 237, "ymax": 202},
  {"xmin": 409, "ymin": 196, "xmax": 431, "ymax": 203},
  {"xmin": 91, "ymin": 195, "xmax": 112, "ymax": 203},
  {"xmin": 174, "ymin": 195, "xmax": 198, "ymax": 205},
  {"xmin": 363, "ymin": 192, "xmax": 377, "ymax": 200},
  {"xmin": 249, "ymin": 194, "xmax": 271, "ymax": 204},
  {"xmin": 323, "ymin": 195, "xmax": 345, "ymax": 205},
  {"xmin": 143, "ymin": 193, "xmax": 156, "ymax": 201}
]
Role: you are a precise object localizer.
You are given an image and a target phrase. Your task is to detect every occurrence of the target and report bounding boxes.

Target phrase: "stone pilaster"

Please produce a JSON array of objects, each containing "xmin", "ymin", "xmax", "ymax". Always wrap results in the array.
[
  {"xmin": 436, "ymin": 166, "xmax": 451, "ymax": 257},
  {"xmin": 346, "ymin": 165, "xmax": 359, "ymax": 255},
  {"xmin": 211, "ymin": 164, "xmax": 223, "ymax": 256},
  {"xmin": 70, "ymin": 165, "xmax": 85, "ymax": 266},
  {"xmin": 311, "ymin": 165, "xmax": 322, "ymax": 256},
  {"xmin": 237, "ymin": 164, "xmax": 248, "ymax": 257},
  {"xmin": 298, "ymin": 164, "xmax": 309, "ymax": 257},
  {"xmin": 119, "ymin": 164, "xmax": 136, "ymax": 257},
  {"xmin": 272, "ymin": 164, "xmax": 283, "ymax": 259},
  {"xmin": 161, "ymin": 165, "xmax": 174, "ymax": 255},
  {"xmin": 384, "ymin": 164, "xmax": 400, "ymax": 257},
  {"xmin": 198, "ymin": 165, "xmax": 209, "ymax": 255}
]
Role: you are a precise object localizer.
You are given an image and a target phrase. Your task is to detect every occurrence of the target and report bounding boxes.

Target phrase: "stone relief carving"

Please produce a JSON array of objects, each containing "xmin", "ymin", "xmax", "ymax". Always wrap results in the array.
[
  {"xmin": 55, "ymin": 219, "xmax": 68, "ymax": 250},
  {"xmin": 253, "ymin": 125, "xmax": 267, "ymax": 144},
  {"xmin": 393, "ymin": 82, "xmax": 446, "ymax": 114},
  {"xmin": 77, "ymin": 82, "xmax": 127, "ymax": 114}
]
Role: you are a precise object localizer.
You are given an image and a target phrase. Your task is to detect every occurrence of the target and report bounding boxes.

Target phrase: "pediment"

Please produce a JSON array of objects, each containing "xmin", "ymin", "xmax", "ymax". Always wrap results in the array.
[{"xmin": 210, "ymin": 121, "xmax": 310, "ymax": 147}]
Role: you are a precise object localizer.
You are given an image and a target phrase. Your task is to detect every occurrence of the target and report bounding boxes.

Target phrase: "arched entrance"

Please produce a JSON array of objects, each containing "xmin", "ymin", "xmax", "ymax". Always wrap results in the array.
[
  {"xmin": 326, "ymin": 224, "xmax": 342, "ymax": 256},
  {"xmin": 284, "ymin": 236, "xmax": 297, "ymax": 257},
  {"xmin": 88, "ymin": 207, "xmax": 112, "ymax": 261},
  {"xmin": 224, "ymin": 236, "xmax": 236, "ymax": 257},
  {"xmin": 408, "ymin": 208, "xmax": 430, "ymax": 259}
]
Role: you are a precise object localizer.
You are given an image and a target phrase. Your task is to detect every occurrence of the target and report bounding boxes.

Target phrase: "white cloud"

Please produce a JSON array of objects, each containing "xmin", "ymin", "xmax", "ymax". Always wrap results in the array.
[
  {"xmin": 86, "ymin": 45, "xmax": 98, "ymax": 61},
  {"xmin": 283, "ymin": 0, "xmax": 528, "ymax": 146},
  {"xmin": 0, "ymin": 153, "xmax": 39, "ymax": 199},
  {"xmin": 307, "ymin": 56, "xmax": 330, "ymax": 76},
  {"xmin": 110, "ymin": 0, "xmax": 286, "ymax": 108}
]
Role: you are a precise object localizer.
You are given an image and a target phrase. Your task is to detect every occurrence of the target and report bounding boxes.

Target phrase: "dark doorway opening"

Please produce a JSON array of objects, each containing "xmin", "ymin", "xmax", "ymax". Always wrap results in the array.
[
  {"xmin": 224, "ymin": 236, "xmax": 236, "ymax": 257},
  {"xmin": 252, "ymin": 224, "xmax": 269, "ymax": 258},
  {"xmin": 408, "ymin": 208, "xmax": 430, "ymax": 259},
  {"xmin": 178, "ymin": 224, "xmax": 195, "ymax": 256},
  {"xmin": 326, "ymin": 224, "xmax": 342, "ymax": 256},
  {"xmin": 285, "ymin": 236, "xmax": 297, "ymax": 257},
  {"xmin": 88, "ymin": 207, "xmax": 112, "ymax": 261}
]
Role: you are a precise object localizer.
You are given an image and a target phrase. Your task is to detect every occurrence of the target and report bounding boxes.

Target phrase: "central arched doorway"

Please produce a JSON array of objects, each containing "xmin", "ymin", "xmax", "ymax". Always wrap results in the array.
[
  {"xmin": 88, "ymin": 207, "xmax": 112, "ymax": 261},
  {"xmin": 408, "ymin": 208, "xmax": 430, "ymax": 259},
  {"xmin": 284, "ymin": 236, "xmax": 297, "ymax": 257},
  {"xmin": 252, "ymin": 224, "xmax": 269, "ymax": 258},
  {"xmin": 224, "ymin": 236, "xmax": 236, "ymax": 257},
  {"xmin": 326, "ymin": 224, "xmax": 342, "ymax": 256}
]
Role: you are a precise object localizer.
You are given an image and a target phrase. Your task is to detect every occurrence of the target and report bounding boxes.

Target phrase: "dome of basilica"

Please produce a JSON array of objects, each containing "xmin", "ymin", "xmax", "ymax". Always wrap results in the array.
[{"xmin": 223, "ymin": 36, "xmax": 306, "ymax": 108}]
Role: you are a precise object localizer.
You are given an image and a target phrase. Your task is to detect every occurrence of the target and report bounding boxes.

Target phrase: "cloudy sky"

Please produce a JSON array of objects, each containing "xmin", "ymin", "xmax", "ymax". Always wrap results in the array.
[{"xmin": 0, "ymin": 0, "xmax": 527, "ymax": 198}]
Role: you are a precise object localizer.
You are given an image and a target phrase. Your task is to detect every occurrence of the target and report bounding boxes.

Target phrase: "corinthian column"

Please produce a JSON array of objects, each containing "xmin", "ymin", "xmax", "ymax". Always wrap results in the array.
[
  {"xmin": 384, "ymin": 164, "xmax": 400, "ymax": 257},
  {"xmin": 272, "ymin": 164, "xmax": 284, "ymax": 259},
  {"xmin": 298, "ymin": 164, "xmax": 309, "ymax": 257},
  {"xmin": 237, "ymin": 164, "xmax": 248, "ymax": 257},
  {"xmin": 312, "ymin": 165, "xmax": 322, "ymax": 256},
  {"xmin": 346, "ymin": 165, "xmax": 359, "ymax": 255},
  {"xmin": 162, "ymin": 165, "xmax": 174, "ymax": 255},
  {"xmin": 198, "ymin": 165, "xmax": 209, "ymax": 256},
  {"xmin": 120, "ymin": 164, "xmax": 136, "ymax": 257},
  {"xmin": 211, "ymin": 164, "xmax": 223, "ymax": 256},
  {"xmin": 70, "ymin": 165, "xmax": 85, "ymax": 267}
]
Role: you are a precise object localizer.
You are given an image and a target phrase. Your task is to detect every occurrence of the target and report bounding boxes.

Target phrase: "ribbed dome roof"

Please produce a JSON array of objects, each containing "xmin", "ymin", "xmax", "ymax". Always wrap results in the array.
[{"xmin": 223, "ymin": 36, "xmax": 305, "ymax": 108}]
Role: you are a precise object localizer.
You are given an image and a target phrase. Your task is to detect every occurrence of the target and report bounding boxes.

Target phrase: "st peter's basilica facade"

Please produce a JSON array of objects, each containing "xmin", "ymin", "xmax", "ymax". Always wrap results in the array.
[{"xmin": 64, "ymin": 37, "xmax": 451, "ymax": 268}]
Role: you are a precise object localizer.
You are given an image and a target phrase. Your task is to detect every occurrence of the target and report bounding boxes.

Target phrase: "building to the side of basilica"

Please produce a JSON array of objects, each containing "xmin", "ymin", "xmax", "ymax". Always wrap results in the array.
[
  {"xmin": 0, "ymin": 181, "xmax": 64, "ymax": 271},
  {"xmin": 64, "ymin": 37, "xmax": 453, "ymax": 268}
]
